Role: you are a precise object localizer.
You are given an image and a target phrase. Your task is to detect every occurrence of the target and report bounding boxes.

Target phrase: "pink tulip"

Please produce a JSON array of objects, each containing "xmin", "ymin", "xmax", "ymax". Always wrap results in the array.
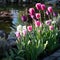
[
  {"xmin": 45, "ymin": 20, "xmax": 52, "ymax": 26},
  {"xmin": 22, "ymin": 29, "xmax": 27, "ymax": 37},
  {"xmin": 41, "ymin": 4, "xmax": 46, "ymax": 10},
  {"xmin": 29, "ymin": 8, "xmax": 35, "ymax": 15},
  {"xmin": 49, "ymin": 25, "xmax": 54, "ymax": 30},
  {"xmin": 48, "ymin": 7, "xmax": 53, "ymax": 13},
  {"xmin": 35, "ymin": 3, "xmax": 41, "ymax": 10},
  {"xmin": 35, "ymin": 21, "xmax": 42, "ymax": 27},
  {"xmin": 35, "ymin": 13, "xmax": 41, "ymax": 19},
  {"xmin": 27, "ymin": 26, "xmax": 32, "ymax": 32},
  {"xmin": 15, "ymin": 31, "xmax": 20, "ymax": 38}
]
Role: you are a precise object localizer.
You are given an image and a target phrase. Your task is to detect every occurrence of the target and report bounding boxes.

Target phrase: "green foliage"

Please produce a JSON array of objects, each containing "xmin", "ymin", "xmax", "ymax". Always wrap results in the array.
[{"xmin": 5, "ymin": 21, "xmax": 59, "ymax": 60}]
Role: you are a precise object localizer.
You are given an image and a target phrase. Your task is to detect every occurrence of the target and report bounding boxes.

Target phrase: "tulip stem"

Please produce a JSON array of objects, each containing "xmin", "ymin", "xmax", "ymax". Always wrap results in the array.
[
  {"xmin": 39, "ymin": 10, "xmax": 41, "ymax": 22},
  {"xmin": 51, "ymin": 13, "xmax": 53, "ymax": 21},
  {"xmin": 48, "ymin": 15, "xmax": 50, "ymax": 19},
  {"xmin": 44, "ymin": 11, "xmax": 46, "ymax": 21}
]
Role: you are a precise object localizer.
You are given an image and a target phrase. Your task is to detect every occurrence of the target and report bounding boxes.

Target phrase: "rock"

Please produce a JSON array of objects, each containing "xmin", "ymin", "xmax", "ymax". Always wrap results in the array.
[
  {"xmin": 51, "ymin": 52, "xmax": 60, "ymax": 57},
  {"xmin": 43, "ymin": 56, "xmax": 56, "ymax": 60},
  {"xmin": 57, "ymin": 57, "xmax": 60, "ymax": 60},
  {"xmin": 0, "ymin": 30, "xmax": 6, "ymax": 38},
  {"xmin": 0, "ymin": 37, "xmax": 17, "ymax": 58},
  {"xmin": 0, "ymin": 40, "xmax": 8, "ymax": 57},
  {"xmin": 43, "ymin": 49, "xmax": 60, "ymax": 60},
  {"xmin": 7, "ymin": 37, "xmax": 17, "ymax": 46}
]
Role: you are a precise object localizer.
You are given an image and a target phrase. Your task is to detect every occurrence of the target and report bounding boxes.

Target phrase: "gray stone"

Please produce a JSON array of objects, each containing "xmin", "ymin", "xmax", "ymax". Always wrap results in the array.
[
  {"xmin": 43, "ymin": 56, "xmax": 56, "ymax": 60},
  {"xmin": 57, "ymin": 50, "xmax": 60, "ymax": 52},
  {"xmin": 57, "ymin": 57, "xmax": 60, "ymax": 60},
  {"xmin": 0, "ymin": 30, "xmax": 6, "ymax": 38},
  {"xmin": 0, "ymin": 40, "xmax": 8, "ymax": 56},
  {"xmin": 51, "ymin": 52, "xmax": 60, "ymax": 57},
  {"xmin": 43, "ymin": 49, "xmax": 60, "ymax": 60},
  {"xmin": 7, "ymin": 37, "xmax": 17, "ymax": 46}
]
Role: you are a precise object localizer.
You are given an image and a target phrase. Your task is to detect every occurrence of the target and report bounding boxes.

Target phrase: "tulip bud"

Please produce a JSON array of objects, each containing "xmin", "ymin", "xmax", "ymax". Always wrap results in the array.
[
  {"xmin": 15, "ymin": 31, "xmax": 20, "ymax": 38},
  {"xmin": 29, "ymin": 8, "xmax": 35, "ymax": 15},
  {"xmin": 48, "ymin": 6, "xmax": 53, "ymax": 13},
  {"xmin": 41, "ymin": 4, "xmax": 46, "ymax": 10},
  {"xmin": 27, "ymin": 26, "xmax": 32, "ymax": 32},
  {"xmin": 49, "ymin": 25, "xmax": 54, "ymax": 30},
  {"xmin": 22, "ymin": 29, "xmax": 27, "ymax": 37},
  {"xmin": 35, "ymin": 3, "xmax": 41, "ymax": 10},
  {"xmin": 35, "ymin": 13, "xmax": 41, "ymax": 19},
  {"xmin": 35, "ymin": 21, "xmax": 42, "ymax": 27},
  {"xmin": 21, "ymin": 15, "xmax": 27, "ymax": 22}
]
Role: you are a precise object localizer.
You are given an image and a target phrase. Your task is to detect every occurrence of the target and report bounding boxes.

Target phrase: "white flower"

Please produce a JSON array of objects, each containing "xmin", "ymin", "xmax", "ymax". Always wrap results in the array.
[
  {"xmin": 17, "ymin": 25, "xmax": 22, "ymax": 32},
  {"xmin": 17, "ymin": 25, "xmax": 22, "ymax": 35},
  {"xmin": 17, "ymin": 25, "xmax": 27, "ymax": 36},
  {"xmin": 23, "ymin": 26, "xmax": 26, "ymax": 30},
  {"xmin": 45, "ymin": 20, "xmax": 52, "ymax": 26}
]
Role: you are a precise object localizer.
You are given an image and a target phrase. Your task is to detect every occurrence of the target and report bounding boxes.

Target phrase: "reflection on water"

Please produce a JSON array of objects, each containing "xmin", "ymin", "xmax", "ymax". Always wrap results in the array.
[
  {"xmin": 11, "ymin": 9, "xmax": 18, "ymax": 24},
  {"xmin": 0, "ymin": 9, "xmax": 19, "ymax": 33}
]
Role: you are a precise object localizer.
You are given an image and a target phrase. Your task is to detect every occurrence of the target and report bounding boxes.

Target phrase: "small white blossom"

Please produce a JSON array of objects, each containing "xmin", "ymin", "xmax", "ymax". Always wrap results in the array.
[
  {"xmin": 23, "ymin": 26, "xmax": 26, "ymax": 30},
  {"xmin": 17, "ymin": 25, "xmax": 22, "ymax": 32},
  {"xmin": 17, "ymin": 25, "xmax": 27, "ymax": 36}
]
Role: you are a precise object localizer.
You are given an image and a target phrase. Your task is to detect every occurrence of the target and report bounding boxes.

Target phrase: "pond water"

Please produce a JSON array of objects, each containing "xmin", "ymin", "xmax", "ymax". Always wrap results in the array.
[
  {"xmin": 0, "ymin": 9, "xmax": 19, "ymax": 33},
  {"xmin": 10, "ymin": 9, "xmax": 19, "ymax": 28}
]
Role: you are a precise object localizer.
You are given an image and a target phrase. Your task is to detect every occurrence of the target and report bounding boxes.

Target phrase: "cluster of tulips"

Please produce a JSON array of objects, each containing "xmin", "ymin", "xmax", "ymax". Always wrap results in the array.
[
  {"xmin": 15, "ymin": 3, "xmax": 59, "ymax": 60},
  {"xmin": 16, "ymin": 3, "xmax": 57, "ymax": 38},
  {"xmin": 16, "ymin": 20, "xmax": 56, "ymax": 38},
  {"xmin": 21, "ymin": 3, "xmax": 57, "ymax": 22}
]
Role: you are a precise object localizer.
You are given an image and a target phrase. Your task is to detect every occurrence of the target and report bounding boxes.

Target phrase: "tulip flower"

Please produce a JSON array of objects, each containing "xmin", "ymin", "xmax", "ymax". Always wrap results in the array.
[
  {"xmin": 49, "ymin": 25, "xmax": 54, "ymax": 30},
  {"xmin": 41, "ymin": 4, "xmax": 46, "ymax": 10},
  {"xmin": 35, "ymin": 3, "xmax": 41, "ymax": 10},
  {"xmin": 45, "ymin": 20, "xmax": 52, "ymax": 26},
  {"xmin": 15, "ymin": 31, "xmax": 20, "ymax": 38},
  {"xmin": 29, "ymin": 8, "xmax": 35, "ymax": 15},
  {"xmin": 22, "ymin": 29, "xmax": 27, "ymax": 37},
  {"xmin": 27, "ymin": 26, "xmax": 32, "ymax": 32},
  {"xmin": 23, "ymin": 26, "xmax": 26, "ymax": 30},
  {"xmin": 21, "ymin": 15, "xmax": 27, "ymax": 22},
  {"xmin": 35, "ymin": 21, "xmax": 42, "ymax": 27},
  {"xmin": 17, "ymin": 25, "xmax": 22, "ymax": 33},
  {"xmin": 48, "ymin": 6, "xmax": 53, "ymax": 13},
  {"xmin": 35, "ymin": 13, "xmax": 41, "ymax": 19}
]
